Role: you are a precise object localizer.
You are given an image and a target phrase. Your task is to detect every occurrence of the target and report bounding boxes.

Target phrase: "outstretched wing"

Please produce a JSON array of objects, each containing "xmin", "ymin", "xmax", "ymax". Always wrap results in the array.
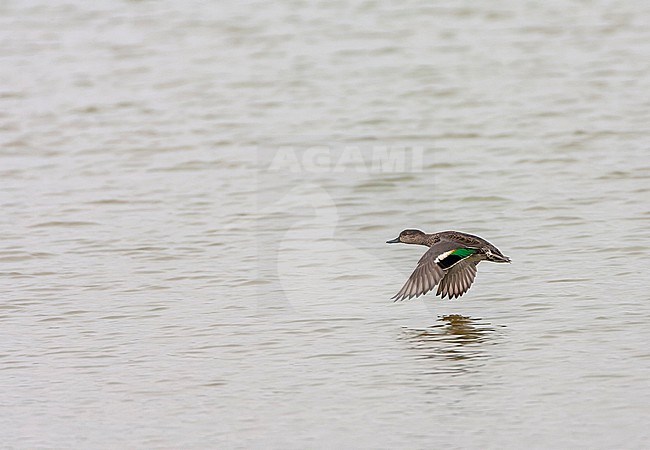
[
  {"xmin": 436, "ymin": 258, "xmax": 478, "ymax": 299},
  {"xmin": 392, "ymin": 239, "xmax": 460, "ymax": 302}
]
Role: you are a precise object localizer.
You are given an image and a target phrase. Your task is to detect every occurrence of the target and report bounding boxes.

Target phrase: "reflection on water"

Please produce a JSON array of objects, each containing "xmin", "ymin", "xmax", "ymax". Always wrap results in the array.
[{"xmin": 400, "ymin": 315, "xmax": 501, "ymax": 374}]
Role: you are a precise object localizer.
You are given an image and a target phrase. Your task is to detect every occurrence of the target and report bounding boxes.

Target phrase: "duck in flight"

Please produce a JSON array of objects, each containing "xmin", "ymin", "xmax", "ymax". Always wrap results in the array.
[{"xmin": 387, "ymin": 230, "xmax": 510, "ymax": 301}]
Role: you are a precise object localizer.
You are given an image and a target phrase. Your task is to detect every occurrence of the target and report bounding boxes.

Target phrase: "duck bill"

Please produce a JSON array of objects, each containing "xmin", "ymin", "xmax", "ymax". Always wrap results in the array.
[{"xmin": 386, "ymin": 237, "xmax": 401, "ymax": 244}]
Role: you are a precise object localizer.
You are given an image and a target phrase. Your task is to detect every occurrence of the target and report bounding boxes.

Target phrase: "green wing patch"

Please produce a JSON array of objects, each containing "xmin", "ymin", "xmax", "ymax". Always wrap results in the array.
[
  {"xmin": 451, "ymin": 248, "xmax": 477, "ymax": 258},
  {"xmin": 438, "ymin": 248, "xmax": 477, "ymax": 269}
]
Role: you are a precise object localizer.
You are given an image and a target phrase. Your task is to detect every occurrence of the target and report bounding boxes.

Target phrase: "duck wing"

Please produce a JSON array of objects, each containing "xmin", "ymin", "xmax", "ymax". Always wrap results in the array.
[
  {"xmin": 391, "ymin": 239, "xmax": 460, "ymax": 302},
  {"xmin": 436, "ymin": 258, "xmax": 478, "ymax": 299}
]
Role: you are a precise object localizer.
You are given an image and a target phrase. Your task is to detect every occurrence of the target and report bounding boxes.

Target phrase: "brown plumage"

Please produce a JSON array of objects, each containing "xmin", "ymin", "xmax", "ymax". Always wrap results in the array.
[{"xmin": 386, "ymin": 230, "xmax": 510, "ymax": 301}]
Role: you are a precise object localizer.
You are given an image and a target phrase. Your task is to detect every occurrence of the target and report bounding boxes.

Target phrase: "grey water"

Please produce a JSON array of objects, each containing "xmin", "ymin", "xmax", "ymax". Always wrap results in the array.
[{"xmin": 1, "ymin": 1, "xmax": 649, "ymax": 448}]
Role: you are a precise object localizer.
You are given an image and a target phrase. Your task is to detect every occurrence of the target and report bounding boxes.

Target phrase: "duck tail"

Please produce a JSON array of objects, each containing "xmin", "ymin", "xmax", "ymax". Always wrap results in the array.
[{"xmin": 486, "ymin": 250, "xmax": 511, "ymax": 263}]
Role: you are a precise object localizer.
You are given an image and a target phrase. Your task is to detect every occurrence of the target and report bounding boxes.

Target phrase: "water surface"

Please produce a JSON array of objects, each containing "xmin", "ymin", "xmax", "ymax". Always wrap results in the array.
[{"xmin": 1, "ymin": 1, "xmax": 649, "ymax": 448}]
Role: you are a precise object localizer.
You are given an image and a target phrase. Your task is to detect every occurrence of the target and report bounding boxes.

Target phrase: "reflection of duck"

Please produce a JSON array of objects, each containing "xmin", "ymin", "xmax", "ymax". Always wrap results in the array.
[
  {"xmin": 400, "ymin": 315, "xmax": 499, "ymax": 369},
  {"xmin": 437, "ymin": 314, "xmax": 494, "ymax": 344}
]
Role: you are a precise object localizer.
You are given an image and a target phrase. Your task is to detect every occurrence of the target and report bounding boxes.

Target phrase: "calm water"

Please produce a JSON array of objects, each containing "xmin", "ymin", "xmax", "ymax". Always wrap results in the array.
[{"xmin": 1, "ymin": 1, "xmax": 649, "ymax": 448}]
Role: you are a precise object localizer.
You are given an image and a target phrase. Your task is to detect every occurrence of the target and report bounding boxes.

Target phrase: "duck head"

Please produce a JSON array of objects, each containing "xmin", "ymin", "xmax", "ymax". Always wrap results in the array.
[{"xmin": 386, "ymin": 229, "xmax": 427, "ymax": 245}]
